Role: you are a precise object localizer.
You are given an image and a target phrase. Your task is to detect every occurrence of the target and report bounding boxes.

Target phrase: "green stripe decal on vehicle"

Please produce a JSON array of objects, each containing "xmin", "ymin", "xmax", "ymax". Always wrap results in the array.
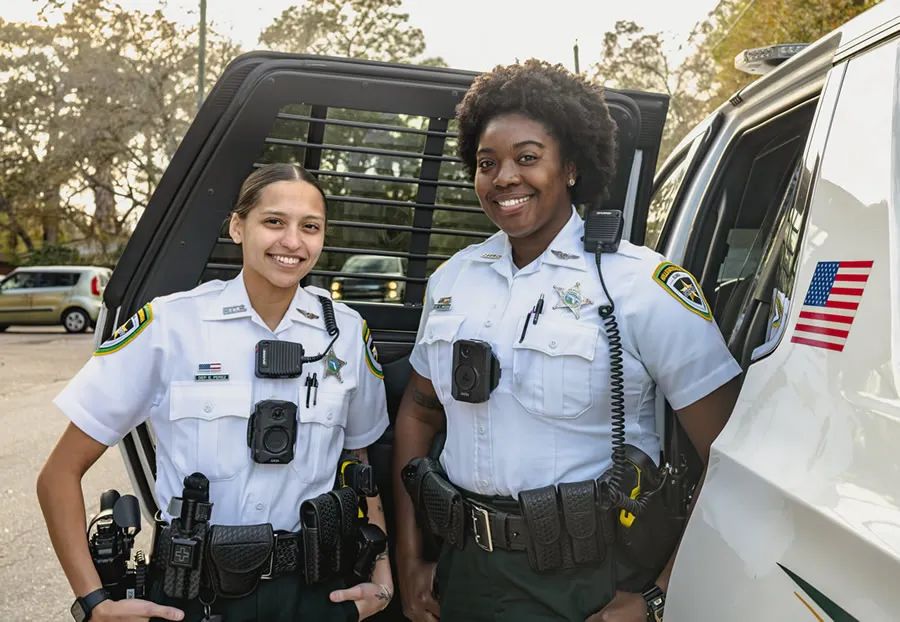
[{"xmin": 778, "ymin": 564, "xmax": 859, "ymax": 622}]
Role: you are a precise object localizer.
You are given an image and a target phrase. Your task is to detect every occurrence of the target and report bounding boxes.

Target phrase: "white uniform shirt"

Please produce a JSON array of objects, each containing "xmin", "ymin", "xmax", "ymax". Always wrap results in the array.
[
  {"xmin": 410, "ymin": 208, "xmax": 742, "ymax": 497},
  {"xmin": 55, "ymin": 273, "xmax": 389, "ymax": 531}
]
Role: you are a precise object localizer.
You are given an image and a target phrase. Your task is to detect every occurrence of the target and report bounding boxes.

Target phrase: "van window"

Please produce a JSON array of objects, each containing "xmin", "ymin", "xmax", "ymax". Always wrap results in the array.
[
  {"xmin": 692, "ymin": 100, "xmax": 817, "ymax": 336},
  {"xmin": 203, "ymin": 105, "xmax": 495, "ymax": 305},
  {"xmin": 646, "ymin": 146, "xmax": 692, "ymax": 250}
]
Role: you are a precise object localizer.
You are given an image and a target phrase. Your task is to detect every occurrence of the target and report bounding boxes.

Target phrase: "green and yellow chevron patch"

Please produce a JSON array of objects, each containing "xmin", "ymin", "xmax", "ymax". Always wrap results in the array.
[
  {"xmin": 362, "ymin": 320, "xmax": 383, "ymax": 379},
  {"xmin": 653, "ymin": 261, "xmax": 712, "ymax": 321},
  {"xmin": 94, "ymin": 303, "xmax": 153, "ymax": 356}
]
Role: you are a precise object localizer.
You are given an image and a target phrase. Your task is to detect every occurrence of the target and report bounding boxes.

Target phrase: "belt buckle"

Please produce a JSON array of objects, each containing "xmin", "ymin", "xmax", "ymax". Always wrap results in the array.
[
  {"xmin": 470, "ymin": 503, "xmax": 494, "ymax": 553},
  {"xmin": 261, "ymin": 532, "xmax": 278, "ymax": 580}
]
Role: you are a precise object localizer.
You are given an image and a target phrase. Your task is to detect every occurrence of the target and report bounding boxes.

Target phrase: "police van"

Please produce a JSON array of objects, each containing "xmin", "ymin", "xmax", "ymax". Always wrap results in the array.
[{"xmin": 98, "ymin": 1, "xmax": 900, "ymax": 619}]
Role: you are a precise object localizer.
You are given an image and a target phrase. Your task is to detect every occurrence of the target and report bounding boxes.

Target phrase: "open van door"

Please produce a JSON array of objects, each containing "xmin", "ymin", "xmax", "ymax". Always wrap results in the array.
[{"xmin": 98, "ymin": 51, "xmax": 668, "ymax": 620}]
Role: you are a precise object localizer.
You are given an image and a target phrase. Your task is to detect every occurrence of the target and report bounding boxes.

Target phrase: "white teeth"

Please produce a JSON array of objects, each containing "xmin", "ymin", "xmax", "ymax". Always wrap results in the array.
[
  {"xmin": 498, "ymin": 196, "xmax": 531, "ymax": 208},
  {"xmin": 272, "ymin": 254, "xmax": 300, "ymax": 265}
]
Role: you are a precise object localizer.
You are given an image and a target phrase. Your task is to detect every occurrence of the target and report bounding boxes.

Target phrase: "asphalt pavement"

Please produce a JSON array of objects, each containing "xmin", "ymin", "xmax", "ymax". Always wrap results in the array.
[{"xmin": 0, "ymin": 328, "xmax": 150, "ymax": 621}]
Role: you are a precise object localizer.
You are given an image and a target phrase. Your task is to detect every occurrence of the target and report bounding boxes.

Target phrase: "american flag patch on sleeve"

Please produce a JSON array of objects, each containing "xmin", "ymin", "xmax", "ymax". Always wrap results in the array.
[{"xmin": 790, "ymin": 260, "xmax": 873, "ymax": 352}]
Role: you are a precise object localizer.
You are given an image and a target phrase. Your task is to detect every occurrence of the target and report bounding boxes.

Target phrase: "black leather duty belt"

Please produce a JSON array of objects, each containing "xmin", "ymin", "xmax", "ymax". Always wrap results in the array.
[
  {"xmin": 151, "ymin": 525, "xmax": 306, "ymax": 581},
  {"xmin": 463, "ymin": 498, "xmax": 529, "ymax": 553},
  {"xmin": 262, "ymin": 530, "xmax": 304, "ymax": 579}
]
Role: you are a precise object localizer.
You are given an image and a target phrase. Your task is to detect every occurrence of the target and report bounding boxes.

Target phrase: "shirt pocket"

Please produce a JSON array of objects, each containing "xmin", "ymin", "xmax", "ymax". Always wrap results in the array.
[
  {"xmin": 168, "ymin": 381, "xmax": 253, "ymax": 482},
  {"xmin": 294, "ymin": 388, "xmax": 349, "ymax": 483},
  {"xmin": 417, "ymin": 313, "xmax": 466, "ymax": 403},
  {"xmin": 512, "ymin": 319, "xmax": 599, "ymax": 419}
]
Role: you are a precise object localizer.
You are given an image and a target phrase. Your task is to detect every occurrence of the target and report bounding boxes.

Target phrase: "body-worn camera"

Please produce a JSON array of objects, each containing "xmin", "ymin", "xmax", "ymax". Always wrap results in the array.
[
  {"xmin": 247, "ymin": 399, "xmax": 298, "ymax": 464},
  {"xmin": 87, "ymin": 490, "xmax": 147, "ymax": 600},
  {"xmin": 451, "ymin": 339, "xmax": 501, "ymax": 403},
  {"xmin": 160, "ymin": 473, "xmax": 213, "ymax": 600}
]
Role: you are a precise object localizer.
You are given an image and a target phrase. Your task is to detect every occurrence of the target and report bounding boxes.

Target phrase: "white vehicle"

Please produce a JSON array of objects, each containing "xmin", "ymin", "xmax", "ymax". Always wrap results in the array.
[
  {"xmin": 652, "ymin": 2, "xmax": 900, "ymax": 619},
  {"xmin": 95, "ymin": 2, "xmax": 900, "ymax": 619}
]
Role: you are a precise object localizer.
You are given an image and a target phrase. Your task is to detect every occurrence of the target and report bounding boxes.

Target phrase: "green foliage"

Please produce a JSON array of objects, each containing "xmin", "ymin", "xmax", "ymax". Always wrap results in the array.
[
  {"xmin": 704, "ymin": 0, "xmax": 879, "ymax": 103},
  {"xmin": 260, "ymin": 0, "xmax": 432, "ymax": 64},
  {"xmin": 18, "ymin": 244, "xmax": 82, "ymax": 267},
  {"xmin": 591, "ymin": 0, "xmax": 882, "ymax": 165},
  {"xmin": 0, "ymin": 0, "xmax": 239, "ymax": 258}
]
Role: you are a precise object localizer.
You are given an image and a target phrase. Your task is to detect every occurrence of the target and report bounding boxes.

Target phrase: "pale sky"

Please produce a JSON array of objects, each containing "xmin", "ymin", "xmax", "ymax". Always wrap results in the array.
[{"xmin": 4, "ymin": 0, "xmax": 722, "ymax": 73}]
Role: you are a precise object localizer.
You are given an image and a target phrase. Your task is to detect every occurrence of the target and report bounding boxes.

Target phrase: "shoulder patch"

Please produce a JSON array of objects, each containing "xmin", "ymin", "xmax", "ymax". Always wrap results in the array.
[
  {"xmin": 361, "ymin": 320, "xmax": 383, "ymax": 379},
  {"xmin": 95, "ymin": 303, "xmax": 154, "ymax": 356},
  {"xmin": 652, "ymin": 262, "xmax": 712, "ymax": 321}
]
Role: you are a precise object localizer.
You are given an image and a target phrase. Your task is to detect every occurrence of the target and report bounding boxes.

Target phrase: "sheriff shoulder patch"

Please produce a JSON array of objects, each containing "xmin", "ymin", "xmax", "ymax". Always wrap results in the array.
[
  {"xmin": 652, "ymin": 262, "xmax": 712, "ymax": 321},
  {"xmin": 362, "ymin": 320, "xmax": 383, "ymax": 379},
  {"xmin": 94, "ymin": 303, "xmax": 154, "ymax": 356}
]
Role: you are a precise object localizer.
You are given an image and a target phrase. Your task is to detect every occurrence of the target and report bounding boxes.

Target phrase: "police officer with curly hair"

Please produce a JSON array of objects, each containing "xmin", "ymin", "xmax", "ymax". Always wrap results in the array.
[{"xmin": 393, "ymin": 60, "xmax": 741, "ymax": 622}]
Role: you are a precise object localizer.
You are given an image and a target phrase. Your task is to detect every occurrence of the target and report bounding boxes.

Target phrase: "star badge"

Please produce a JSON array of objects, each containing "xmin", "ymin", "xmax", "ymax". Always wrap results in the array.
[
  {"xmin": 553, "ymin": 282, "xmax": 593, "ymax": 319},
  {"xmin": 323, "ymin": 346, "xmax": 346, "ymax": 383}
]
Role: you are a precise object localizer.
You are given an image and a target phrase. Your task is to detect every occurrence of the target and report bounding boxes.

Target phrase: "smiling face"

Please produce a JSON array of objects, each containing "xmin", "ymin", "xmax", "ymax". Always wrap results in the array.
[
  {"xmin": 229, "ymin": 179, "xmax": 326, "ymax": 292},
  {"xmin": 474, "ymin": 113, "xmax": 575, "ymax": 241}
]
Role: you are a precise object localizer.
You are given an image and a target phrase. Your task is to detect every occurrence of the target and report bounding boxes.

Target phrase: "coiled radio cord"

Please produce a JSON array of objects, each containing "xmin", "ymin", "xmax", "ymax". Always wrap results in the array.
[
  {"xmin": 299, "ymin": 295, "xmax": 341, "ymax": 364},
  {"xmin": 595, "ymin": 249, "xmax": 654, "ymax": 517}
]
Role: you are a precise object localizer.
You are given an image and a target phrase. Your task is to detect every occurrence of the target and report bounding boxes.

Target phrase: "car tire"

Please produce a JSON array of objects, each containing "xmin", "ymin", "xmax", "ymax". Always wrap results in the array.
[{"xmin": 62, "ymin": 308, "xmax": 89, "ymax": 333}]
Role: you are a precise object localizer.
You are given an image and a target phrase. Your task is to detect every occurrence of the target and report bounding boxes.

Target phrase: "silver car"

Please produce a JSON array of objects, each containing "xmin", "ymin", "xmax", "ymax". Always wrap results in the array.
[{"xmin": 0, "ymin": 265, "xmax": 111, "ymax": 333}]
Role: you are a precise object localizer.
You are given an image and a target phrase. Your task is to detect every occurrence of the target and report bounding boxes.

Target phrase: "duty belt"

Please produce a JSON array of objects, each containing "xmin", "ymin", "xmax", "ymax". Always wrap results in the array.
[
  {"xmin": 463, "ymin": 498, "xmax": 529, "ymax": 553},
  {"xmin": 262, "ymin": 530, "xmax": 305, "ymax": 579}
]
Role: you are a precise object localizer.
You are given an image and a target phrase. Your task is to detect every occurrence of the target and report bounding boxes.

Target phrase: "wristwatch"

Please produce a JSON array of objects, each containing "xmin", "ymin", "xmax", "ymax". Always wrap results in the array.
[
  {"xmin": 641, "ymin": 584, "xmax": 665, "ymax": 622},
  {"xmin": 70, "ymin": 588, "xmax": 109, "ymax": 622}
]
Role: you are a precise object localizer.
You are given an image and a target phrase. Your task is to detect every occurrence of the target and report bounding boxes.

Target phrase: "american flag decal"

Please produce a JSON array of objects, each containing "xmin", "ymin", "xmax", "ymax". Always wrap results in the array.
[
  {"xmin": 198, "ymin": 362, "xmax": 222, "ymax": 371},
  {"xmin": 791, "ymin": 260, "xmax": 873, "ymax": 352}
]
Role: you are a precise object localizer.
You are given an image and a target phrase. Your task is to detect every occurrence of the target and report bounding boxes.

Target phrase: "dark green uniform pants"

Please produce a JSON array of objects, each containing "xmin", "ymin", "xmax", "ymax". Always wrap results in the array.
[
  {"xmin": 149, "ymin": 571, "xmax": 358, "ymax": 622},
  {"xmin": 434, "ymin": 495, "xmax": 655, "ymax": 622}
]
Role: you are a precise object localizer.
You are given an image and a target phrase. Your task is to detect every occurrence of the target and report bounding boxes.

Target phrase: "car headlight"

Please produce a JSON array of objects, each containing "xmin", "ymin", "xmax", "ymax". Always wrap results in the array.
[
  {"xmin": 331, "ymin": 281, "xmax": 341, "ymax": 291},
  {"xmin": 387, "ymin": 290, "xmax": 399, "ymax": 300},
  {"xmin": 387, "ymin": 281, "xmax": 398, "ymax": 290},
  {"xmin": 331, "ymin": 291, "xmax": 342, "ymax": 300}
]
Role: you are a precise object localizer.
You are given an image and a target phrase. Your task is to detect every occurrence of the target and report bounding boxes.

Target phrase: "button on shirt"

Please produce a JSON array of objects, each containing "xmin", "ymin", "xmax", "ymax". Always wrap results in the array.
[
  {"xmin": 54, "ymin": 273, "xmax": 389, "ymax": 531},
  {"xmin": 409, "ymin": 208, "xmax": 741, "ymax": 497}
]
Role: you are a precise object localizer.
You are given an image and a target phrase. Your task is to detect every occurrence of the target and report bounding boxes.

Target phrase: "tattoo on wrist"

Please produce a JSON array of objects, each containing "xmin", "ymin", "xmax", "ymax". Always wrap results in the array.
[
  {"xmin": 376, "ymin": 584, "xmax": 393, "ymax": 603},
  {"xmin": 412, "ymin": 388, "xmax": 443, "ymax": 412}
]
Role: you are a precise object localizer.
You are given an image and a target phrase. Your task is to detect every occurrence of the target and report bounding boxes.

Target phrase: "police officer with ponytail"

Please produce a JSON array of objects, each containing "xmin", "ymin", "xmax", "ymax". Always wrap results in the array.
[
  {"xmin": 38, "ymin": 163, "xmax": 393, "ymax": 622},
  {"xmin": 393, "ymin": 60, "xmax": 742, "ymax": 622}
]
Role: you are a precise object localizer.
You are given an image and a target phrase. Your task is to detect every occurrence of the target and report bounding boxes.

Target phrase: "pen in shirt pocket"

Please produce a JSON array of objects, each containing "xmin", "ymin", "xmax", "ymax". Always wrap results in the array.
[{"xmin": 532, "ymin": 294, "xmax": 545, "ymax": 325}]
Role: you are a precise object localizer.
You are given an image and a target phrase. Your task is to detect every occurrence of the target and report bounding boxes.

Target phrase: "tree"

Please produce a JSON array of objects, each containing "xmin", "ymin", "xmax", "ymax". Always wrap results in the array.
[
  {"xmin": 702, "ymin": 0, "xmax": 880, "ymax": 104},
  {"xmin": 591, "ymin": 20, "xmax": 716, "ymax": 162},
  {"xmin": 0, "ymin": 0, "xmax": 240, "ymax": 263},
  {"xmin": 260, "ymin": 0, "xmax": 432, "ymax": 64},
  {"xmin": 591, "ymin": 1, "xmax": 883, "ymax": 165},
  {"xmin": 254, "ymin": 0, "xmax": 468, "ymax": 286}
]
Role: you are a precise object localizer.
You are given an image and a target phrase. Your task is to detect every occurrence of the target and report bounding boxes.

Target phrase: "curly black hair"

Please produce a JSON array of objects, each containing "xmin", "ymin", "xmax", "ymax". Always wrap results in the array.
[{"xmin": 455, "ymin": 59, "xmax": 618, "ymax": 204}]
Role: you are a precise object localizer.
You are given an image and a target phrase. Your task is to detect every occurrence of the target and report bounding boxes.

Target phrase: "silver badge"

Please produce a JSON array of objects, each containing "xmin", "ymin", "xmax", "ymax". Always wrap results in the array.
[
  {"xmin": 222, "ymin": 304, "xmax": 247, "ymax": 315},
  {"xmin": 323, "ymin": 346, "xmax": 347, "ymax": 383},
  {"xmin": 551, "ymin": 250, "xmax": 579, "ymax": 260},
  {"xmin": 552, "ymin": 282, "xmax": 593, "ymax": 319}
]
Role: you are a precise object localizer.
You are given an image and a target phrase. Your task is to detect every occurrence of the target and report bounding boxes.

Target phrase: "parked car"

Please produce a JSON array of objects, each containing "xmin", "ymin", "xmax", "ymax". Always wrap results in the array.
[
  {"xmin": 0, "ymin": 265, "xmax": 111, "ymax": 333},
  {"xmin": 330, "ymin": 254, "xmax": 407, "ymax": 303}
]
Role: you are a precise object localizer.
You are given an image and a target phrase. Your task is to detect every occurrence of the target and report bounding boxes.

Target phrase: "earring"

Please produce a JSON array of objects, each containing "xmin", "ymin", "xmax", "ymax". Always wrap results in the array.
[{"xmin": 568, "ymin": 178, "xmax": 576, "ymax": 187}]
